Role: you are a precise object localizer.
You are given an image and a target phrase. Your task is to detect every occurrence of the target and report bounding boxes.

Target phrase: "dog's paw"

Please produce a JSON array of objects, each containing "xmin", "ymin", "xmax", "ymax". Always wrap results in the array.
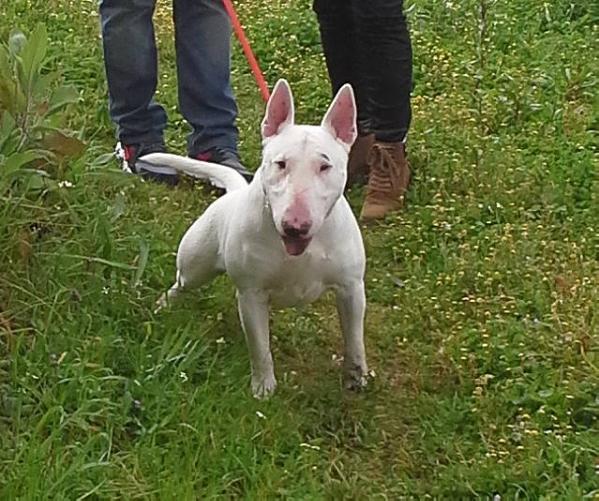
[
  {"xmin": 251, "ymin": 374, "xmax": 277, "ymax": 400},
  {"xmin": 344, "ymin": 364, "xmax": 369, "ymax": 391}
]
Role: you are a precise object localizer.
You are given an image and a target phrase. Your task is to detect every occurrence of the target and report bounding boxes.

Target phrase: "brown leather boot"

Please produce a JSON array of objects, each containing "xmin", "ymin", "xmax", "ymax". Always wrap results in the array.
[
  {"xmin": 346, "ymin": 133, "xmax": 374, "ymax": 189},
  {"xmin": 360, "ymin": 141, "xmax": 411, "ymax": 222}
]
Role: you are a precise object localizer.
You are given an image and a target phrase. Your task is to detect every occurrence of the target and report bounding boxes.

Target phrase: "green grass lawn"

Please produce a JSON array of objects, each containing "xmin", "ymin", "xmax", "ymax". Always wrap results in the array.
[{"xmin": 1, "ymin": 0, "xmax": 598, "ymax": 498}]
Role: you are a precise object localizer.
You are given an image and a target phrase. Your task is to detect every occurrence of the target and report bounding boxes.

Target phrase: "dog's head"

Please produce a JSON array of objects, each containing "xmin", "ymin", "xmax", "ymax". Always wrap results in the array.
[{"xmin": 259, "ymin": 79, "xmax": 357, "ymax": 256}]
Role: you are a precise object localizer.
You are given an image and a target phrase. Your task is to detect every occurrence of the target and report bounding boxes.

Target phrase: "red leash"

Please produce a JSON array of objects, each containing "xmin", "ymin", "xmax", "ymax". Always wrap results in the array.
[{"xmin": 222, "ymin": 0, "xmax": 270, "ymax": 103}]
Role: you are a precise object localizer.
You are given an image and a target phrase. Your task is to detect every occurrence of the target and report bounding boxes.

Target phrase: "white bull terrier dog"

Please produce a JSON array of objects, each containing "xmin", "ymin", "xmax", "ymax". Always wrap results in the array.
[{"xmin": 148, "ymin": 79, "xmax": 368, "ymax": 398}]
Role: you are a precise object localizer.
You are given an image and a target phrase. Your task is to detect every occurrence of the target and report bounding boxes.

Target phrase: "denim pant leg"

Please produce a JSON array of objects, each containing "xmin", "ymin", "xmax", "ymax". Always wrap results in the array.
[
  {"xmin": 173, "ymin": 0, "xmax": 239, "ymax": 156},
  {"xmin": 99, "ymin": 0, "xmax": 167, "ymax": 144},
  {"xmin": 313, "ymin": 0, "xmax": 372, "ymax": 134},
  {"xmin": 353, "ymin": 0, "xmax": 413, "ymax": 142}
]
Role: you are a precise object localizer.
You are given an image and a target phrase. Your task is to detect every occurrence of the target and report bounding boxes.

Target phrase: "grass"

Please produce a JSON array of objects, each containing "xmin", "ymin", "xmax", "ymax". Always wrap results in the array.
[{"xmin": 1, "ymin": 0, "xmax": 598, "ymax": 498}]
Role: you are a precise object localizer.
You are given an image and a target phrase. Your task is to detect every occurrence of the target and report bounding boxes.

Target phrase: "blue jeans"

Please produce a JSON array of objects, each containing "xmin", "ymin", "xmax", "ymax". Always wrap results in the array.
[{"xmin": 99, "ymin": 0, "xmax": 238, "ymax": 155}]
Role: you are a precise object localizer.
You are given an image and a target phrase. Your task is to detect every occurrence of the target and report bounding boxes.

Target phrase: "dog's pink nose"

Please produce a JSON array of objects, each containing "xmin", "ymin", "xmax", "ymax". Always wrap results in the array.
[
  {"xmin": 282, "ymin": 219, "xmax": 312, "ymax": 238},
  {"xmin": 282, "ymin": 197, "xmax": 312, "ymax": 238}
]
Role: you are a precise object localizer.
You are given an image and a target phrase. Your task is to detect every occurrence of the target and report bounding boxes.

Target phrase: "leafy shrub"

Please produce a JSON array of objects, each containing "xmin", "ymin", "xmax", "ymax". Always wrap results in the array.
[{"xmin": 0, "ymin": 24, "xmax": 84, "ymax": 194}]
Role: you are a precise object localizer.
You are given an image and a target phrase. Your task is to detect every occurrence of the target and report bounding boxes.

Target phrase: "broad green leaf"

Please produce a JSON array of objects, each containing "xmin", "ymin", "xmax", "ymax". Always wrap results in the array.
[
  {"xmin": 19, "ymin": 24, "xmax": 47, "ymax": 93},
  {"xmin": 13, "ymin": 81, "xmax": 27, "ymax": 115},
  {"xmin": 41, "ymin": 129, "xmax": 86, "ymax": 159},
  {"xmin": 1, "ymin": 65, "xmax": 26, "ymax": 115},
  {"xmin": 1, "ymin": 150, "xmax": 44, "ymax": 176},
  {"xmin": 0, "ymin": 111, "xmax": 18, "ymax": 153},
  {"xmin": 32, "ymin": 70, "xmax": 58, "ymax": 100},
  {"xmin": 0, "ymin": 45, "xmax": 17, "ymax": 112},
  {"xmin": 23, "ymin": 170, "xmax": 48, "ymax": 191},
  {"xmin": 0, "ymin": 111, "xmax": 16, "ymax": 135},
  {"xmin": 47, "ymin": 85, "xmax": 79, "ymax": 115},
  {"xmin": 0, "ymin": 79, "xmax": 18, "ymax": 114},
  {"xmin": 0, "ymin": 45, "xmax": 11, "ymax": 80},
  {"xmin": 15, "ymin": 56, "xmax": 26, "ymax": 97}
]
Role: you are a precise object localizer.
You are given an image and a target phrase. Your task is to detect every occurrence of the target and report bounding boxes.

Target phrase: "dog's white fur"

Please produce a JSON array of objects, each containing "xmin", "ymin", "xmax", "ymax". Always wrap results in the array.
[{"xmin": 149, "ymin": 80, "xmax": 367, "ymax": 398}]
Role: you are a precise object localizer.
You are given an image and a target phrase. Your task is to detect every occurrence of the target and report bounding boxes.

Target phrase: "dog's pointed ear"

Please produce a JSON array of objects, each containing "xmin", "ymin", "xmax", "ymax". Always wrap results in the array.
[
  {"xmin": 261, "ymin": 79, "xmax": 295, "ymax": 139},
  {"xmin": 321, "ymin": 83, "xmax": 357, "ymax": 149}
]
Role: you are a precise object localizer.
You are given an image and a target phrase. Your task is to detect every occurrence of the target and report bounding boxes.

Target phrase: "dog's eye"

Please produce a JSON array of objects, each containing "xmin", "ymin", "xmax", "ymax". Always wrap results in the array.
[
  {"xmin": 320, "ymin": 163, "xmax": 332, "ymax": 172},
  {"xmin": 275, "ymin": 160, "xmax": 286, "ymax": 170}
]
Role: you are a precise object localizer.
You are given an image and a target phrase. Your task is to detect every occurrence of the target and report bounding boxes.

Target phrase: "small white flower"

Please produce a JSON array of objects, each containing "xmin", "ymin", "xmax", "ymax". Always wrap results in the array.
[
  {"xmin": 300, "ymin": 443, "xmax": 321, "ymax": 451},
  {"xmin": 216, "ymin": 337, "xmax": 226, "ymax": 345},
  {"xmin": 58, "ymin": 180, "xmax": 74, "ymax": 188},
  {"xmin": 179, "ymin": 371, "xmax": 188, "ymax": 382},
  {"xmin": 256, "ymin": 410, "xmax": 266, "ymax": 419}
]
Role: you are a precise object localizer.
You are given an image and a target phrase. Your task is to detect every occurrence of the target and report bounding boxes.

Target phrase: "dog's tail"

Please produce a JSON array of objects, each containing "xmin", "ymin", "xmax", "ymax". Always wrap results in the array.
[{"xmin": 141, "ymin": 153, "xmax": 248, "ymax": 192}]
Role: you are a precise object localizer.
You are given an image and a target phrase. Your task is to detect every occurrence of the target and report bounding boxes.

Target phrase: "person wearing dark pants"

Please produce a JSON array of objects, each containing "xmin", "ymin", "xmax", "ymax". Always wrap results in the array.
[
  {"xmin": 314, "ymin": 0, "xmax": 413, "ymax": 221},
  {"xmin": 99, "ymin": 0, "xmax": 252, "ymax": 184}
]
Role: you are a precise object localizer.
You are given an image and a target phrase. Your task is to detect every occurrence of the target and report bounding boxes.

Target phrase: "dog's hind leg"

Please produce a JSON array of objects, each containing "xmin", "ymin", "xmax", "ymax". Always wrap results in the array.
[
  {"xmin": 336, "ymin": 280, "xmax": 368, "ymax": 390},
  {"xmin": 237, "ymin": 289, "xmax": 277, "ymax": 399},
  {"xmin": 156, "ymin": 214, "xmax": 222, "ymax": 312}
]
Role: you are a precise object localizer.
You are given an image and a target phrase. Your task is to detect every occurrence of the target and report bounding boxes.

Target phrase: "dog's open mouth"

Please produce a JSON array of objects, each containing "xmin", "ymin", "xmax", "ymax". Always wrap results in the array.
[{"xmin": 281, "ymin": 235, "xmax": 312, "ymax": 256}]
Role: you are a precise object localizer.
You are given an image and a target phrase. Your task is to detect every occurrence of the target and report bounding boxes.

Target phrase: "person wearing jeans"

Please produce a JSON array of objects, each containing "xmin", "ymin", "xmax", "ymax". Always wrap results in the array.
[
  {"xmin": 99, "ymin": 0, "xmax": 252, "ymax": 184},
  {"xmin": 314, "ymin": 0, "xmax": 413, "ymax": 221}
]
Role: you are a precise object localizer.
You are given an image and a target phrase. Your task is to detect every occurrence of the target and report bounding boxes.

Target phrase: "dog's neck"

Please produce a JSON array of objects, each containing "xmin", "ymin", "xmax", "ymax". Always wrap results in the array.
[{"xmin": 244, "ymin": 167, "xmax": 277, "ymax": 230}]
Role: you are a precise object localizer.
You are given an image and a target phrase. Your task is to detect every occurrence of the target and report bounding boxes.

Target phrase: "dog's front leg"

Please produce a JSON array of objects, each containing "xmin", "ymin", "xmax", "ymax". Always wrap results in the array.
[
  {"xmin": 336, "ymin": 280, "xmax": 368, "ymax": 390},
  {"xmin": 237, "ymin": 289, "xmax": 277, "ymax": 399}
]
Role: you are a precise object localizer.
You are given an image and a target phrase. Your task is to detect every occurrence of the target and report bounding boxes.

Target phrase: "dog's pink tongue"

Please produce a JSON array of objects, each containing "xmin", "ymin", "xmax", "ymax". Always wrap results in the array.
[{"xmin": 282, "ymin": 236, "xmax": 311, "ymax": 256}]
